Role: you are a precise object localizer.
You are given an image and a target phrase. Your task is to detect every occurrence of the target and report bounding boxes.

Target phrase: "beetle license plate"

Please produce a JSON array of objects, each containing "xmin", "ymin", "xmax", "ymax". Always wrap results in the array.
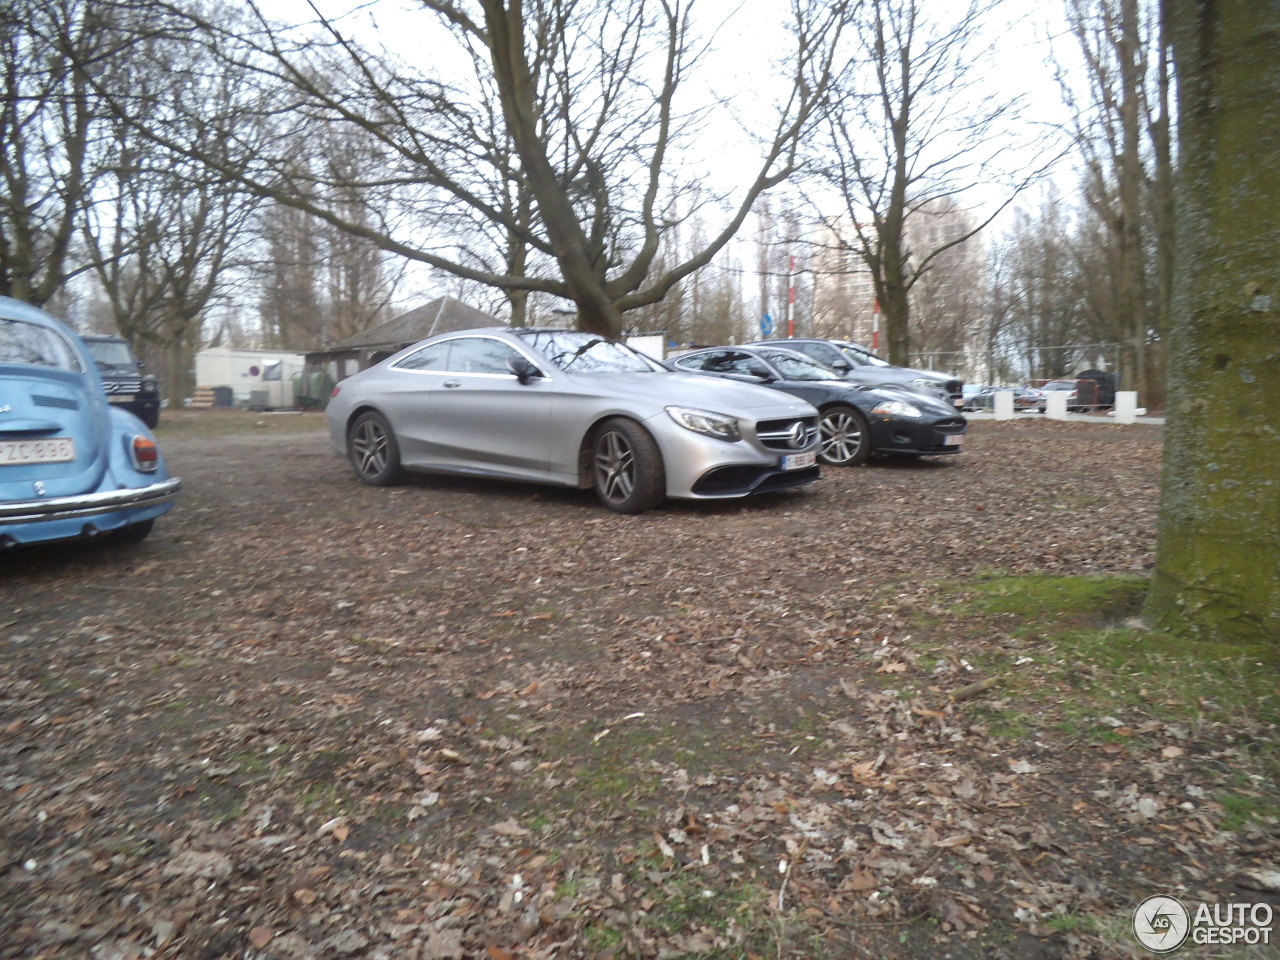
[
  {"xmin": 0, "ymin": 437, "xmax": 76, "ymax": 465},
  {"xmin": 944, "ymin": 435, "xmax": 963, "ymax": 447},
  {"xmin": 780, "ymin": 451, "xmax": 817, "ymax": 470}
]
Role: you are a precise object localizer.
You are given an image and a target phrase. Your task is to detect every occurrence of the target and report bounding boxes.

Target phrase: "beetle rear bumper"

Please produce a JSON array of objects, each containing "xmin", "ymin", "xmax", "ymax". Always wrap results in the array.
[{"xmin": 0, "ymin": 477, "xmax": 182, "ymax": 525}]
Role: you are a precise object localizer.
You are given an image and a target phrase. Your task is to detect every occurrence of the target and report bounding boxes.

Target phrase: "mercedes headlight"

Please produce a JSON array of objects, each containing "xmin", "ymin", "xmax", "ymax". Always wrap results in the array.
[
  {"xmin": 665, "ymin": 406, "xmax": 741, "ymax": 442},
  {"xmin": 871, "ymin": 398, "xmax": 923, "ymax": 418}
]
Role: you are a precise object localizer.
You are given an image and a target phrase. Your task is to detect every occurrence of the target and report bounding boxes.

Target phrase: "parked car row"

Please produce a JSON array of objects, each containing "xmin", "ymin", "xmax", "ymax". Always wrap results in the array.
[
  {"xmin": 665, "ymin": 345, "xmax": 965, "ymax": 466},
  {"xmin": 964, "ymin": 378, "xmax": 1108, "ymax": 413},
  {"xmin": 2, "ymin": 306, "xmax": 968, "ymax": 543},
  {"xmin": 745, "ymin": 337, "xmax": 965, "ymax": 409},
  {"xmin": 964, "ymin": 385, "xmax": 1047, "ymax": 413},
  {"xmin": 326, "ymin": 329, "xmax": 967, "ymax": 513}
]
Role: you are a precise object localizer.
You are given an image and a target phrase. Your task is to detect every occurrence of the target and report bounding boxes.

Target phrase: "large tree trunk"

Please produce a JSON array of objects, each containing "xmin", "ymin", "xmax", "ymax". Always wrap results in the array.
[{"xmin": 1147, "ymin": 0, "xmax": 1280, "ymax": 642}]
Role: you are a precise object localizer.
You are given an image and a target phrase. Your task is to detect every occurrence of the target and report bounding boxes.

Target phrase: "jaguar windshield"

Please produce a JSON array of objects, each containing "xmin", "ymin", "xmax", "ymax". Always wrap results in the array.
[{"xmin": 759, "ymin": 350, "xmax": 844, "ymax": 382}]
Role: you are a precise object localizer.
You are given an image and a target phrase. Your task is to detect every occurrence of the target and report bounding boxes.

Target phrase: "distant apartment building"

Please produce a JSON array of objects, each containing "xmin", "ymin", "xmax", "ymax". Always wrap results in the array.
[
  {"xmin": 810, "ymin": 199, "xmax": 984, "ymax": 365},
  {"xmin": 810, "ymin": 219, "xmax": 880, "ymax": 345}
]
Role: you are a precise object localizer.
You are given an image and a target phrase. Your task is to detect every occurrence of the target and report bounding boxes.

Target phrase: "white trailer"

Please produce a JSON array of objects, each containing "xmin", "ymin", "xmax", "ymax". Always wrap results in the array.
[
  {"xmin": 194, "ymin": 347, "xmax": 307, "ymax": 409},
  {"xmin": 625, "ymin": 332, "xmax": 667, "ymax": 362}
]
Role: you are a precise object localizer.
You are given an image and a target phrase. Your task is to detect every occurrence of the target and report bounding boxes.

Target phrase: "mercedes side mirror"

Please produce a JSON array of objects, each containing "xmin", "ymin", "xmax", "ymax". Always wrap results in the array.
[{"xmin": 507, "ymin": 356, "xmax": 543, "ymax": 384}]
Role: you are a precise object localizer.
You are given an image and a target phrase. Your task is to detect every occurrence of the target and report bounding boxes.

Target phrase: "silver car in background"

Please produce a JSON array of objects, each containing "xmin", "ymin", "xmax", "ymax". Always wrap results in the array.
[{"xmin": 325, "ymin": 328, "xmax": 820, "ymax": 513}]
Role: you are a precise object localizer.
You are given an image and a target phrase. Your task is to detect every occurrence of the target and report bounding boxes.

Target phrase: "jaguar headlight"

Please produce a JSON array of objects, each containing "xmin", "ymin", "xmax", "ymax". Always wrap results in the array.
[
  {"xmin": 871, "ymin": 398, "xmax": 923, "ymax": 418},
  {"xmin": 665, "ymin": 406, "xmax": 741, "ymax": 442}
]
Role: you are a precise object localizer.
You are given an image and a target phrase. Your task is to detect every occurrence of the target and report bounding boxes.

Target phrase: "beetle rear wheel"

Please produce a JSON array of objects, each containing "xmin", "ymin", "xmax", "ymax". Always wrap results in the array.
[{"xmin": 110, "ymin": 519, "xmax": 154, "ymax": 544}]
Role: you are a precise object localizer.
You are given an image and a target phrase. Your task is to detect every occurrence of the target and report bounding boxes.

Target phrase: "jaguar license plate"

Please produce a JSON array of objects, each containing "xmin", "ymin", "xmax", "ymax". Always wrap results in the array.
[
  {"xmin": 944, "ymin": 435, "xmax": 963, "ymax": 447},
  {"xmin": 780, "ymin": 451, "xmax": 817, "ymax": 470},
  {"xmin": 0, "ymin": 437, "xmax": 76, "ymax": 465}
]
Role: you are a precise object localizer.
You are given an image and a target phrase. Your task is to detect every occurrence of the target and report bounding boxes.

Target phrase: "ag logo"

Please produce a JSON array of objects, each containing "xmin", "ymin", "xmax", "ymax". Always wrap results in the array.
[{"xmin": 1133, "ymin": 895, "xmax": 1190, "ymax": 952}]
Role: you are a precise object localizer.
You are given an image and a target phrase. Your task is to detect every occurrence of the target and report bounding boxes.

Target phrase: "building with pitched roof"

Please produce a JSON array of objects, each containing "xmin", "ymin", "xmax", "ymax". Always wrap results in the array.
[{"xmin": 304, "ymin": 296, "xmax": 502, "ymax": 381}]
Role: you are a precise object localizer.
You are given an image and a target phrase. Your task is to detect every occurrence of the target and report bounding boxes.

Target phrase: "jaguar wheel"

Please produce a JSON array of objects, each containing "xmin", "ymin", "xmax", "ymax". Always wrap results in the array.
[
  {"xmin": 818, "ymin": 404, "xmax": 871, "ymax": 466},
  {"xmin": 348, "ymin": 411, "xmax": 404, "ymax": 486},
  {"xmin": 591, "ymin": 418, "xmax": 665, "ymax": 513}
]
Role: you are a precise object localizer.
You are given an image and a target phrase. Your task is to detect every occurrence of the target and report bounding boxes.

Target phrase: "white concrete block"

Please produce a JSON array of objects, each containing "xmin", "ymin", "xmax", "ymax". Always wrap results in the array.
[
  {"xmin": 994, "ymin": 390, "xmax": 1015, "ymax": 420},
  {"xmin": 1046, "ymin": 391, "xmax": 1068, "ymax": 419},
  {"xmin": 1115, "ymin": 391, "xmax": 1138, "ymax": 424}
]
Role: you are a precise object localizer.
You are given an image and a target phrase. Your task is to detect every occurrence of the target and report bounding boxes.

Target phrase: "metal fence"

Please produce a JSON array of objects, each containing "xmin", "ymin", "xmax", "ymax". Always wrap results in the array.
[{"xmin": 910, "ymin": 342, "xmax": 1122, "ymax": 395}]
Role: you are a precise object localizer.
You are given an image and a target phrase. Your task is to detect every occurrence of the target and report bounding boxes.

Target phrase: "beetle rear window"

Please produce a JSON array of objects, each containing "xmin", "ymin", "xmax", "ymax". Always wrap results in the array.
[{"xmin": 0, "ymin": 319, "xmax": 84, "ymax": 372}]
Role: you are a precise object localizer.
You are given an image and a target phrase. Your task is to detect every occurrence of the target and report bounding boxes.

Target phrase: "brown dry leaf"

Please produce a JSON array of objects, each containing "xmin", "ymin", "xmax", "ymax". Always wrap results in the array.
[
  {"xmin": 332, "ymin": 823, "xmax": 350, "ymax": 843},
  {"xmin": 491, "ymin": 818, "xmax": 530, "ymax": 838},
  {"xmin": 248, "ymin": 926, "xmax": 273, "ymax": 949},
  {"xmin": 1161, "ymin": 745, "xmax": 1185, "ymax": 758},
  {"xmin": 293, "ymin": 888, "xmax": 318, "ymax": 906},
  {"xmin": 486, "ymin": 947, "xmax": 515, "ymax": 960},
  {"xmin": 843, "ymin": 867, "xmax": 878, "ymax": 892},
  {"xmin": 877, "ymin": 661, "xmax": 908, "ymax": 674},
  {"xmin": 653, "ymin": 830, "xmax": 676, "ymax": 859}
]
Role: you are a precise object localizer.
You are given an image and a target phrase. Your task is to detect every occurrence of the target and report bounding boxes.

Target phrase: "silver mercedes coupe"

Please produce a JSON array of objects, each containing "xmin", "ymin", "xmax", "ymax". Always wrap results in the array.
[{"xmin": 325, "ymin": 328, "xmax": 820, "ymax": 513}]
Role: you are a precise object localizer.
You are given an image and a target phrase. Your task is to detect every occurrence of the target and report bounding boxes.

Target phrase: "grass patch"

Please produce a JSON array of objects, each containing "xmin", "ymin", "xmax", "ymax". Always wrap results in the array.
[
  {"xmin": 933, "ymin": 574, "xmax": 1278, "ymax": 727},
  {"xmin": 906, "ymin": 574, "xmax": 1278, "ymax": 825},
  {"xmin": 952, "ymin": 573, "xmax": 1148, "ymax": 627},
  {"xmin": 159, "ymin": 409, "xmax": 327, "ymax": 439},
  {"xmin": 298, "ymin": 779, "xmax": 353, "ymax": 816},
  {"xmin": 1216, "ymin": 791, "xmax": 1280, "ymax": 831},
  {"xmin": 574, "ymin": 844, "xmax": 776, "ymax": 959}
]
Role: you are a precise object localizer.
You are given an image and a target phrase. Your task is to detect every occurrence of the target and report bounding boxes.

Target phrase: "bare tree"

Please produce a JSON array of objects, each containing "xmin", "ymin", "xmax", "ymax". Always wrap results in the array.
[
  {"xmin": 814, "ymin": 0, "xmax": 1057, "ymax": 365},
  {"xmin": 256, "ymin": 127, "xmax": 405, "ymax": 350},
  {"xmin": 81, "ymin": 4, "xmax": 263, "ymax": 404},
  {"xmin": 1147, "ymin": 0, "xmax": 1279, "ymax": 643},
  {"xmin": 0, "ymin": 0, "xmax": 112, "ymax": 304},
  {"xmin": 985, "ymin": 190, "xmax": 1096, "ymax": 381},
  {"xmin": 1059, "ymin": 0, "xmax": 1172, "ymax": 403},
  {"xmin": 115, "ymin": 0, "xmax": 845, "ymax": 339}
]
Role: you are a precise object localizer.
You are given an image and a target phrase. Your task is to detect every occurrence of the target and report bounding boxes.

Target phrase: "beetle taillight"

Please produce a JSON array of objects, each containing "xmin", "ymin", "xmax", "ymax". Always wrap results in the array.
[
  {"xmin": 130, "ymin": 435, "xmax": 160, "ymax": 472},
  {"xmin": 331, "ymin": 386, "xmax": 341, "ymax": 398}
]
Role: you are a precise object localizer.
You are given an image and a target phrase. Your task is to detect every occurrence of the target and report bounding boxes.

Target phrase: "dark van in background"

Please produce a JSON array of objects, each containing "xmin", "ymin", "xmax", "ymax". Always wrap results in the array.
[{"xmin": 81, "ymin": 334, "xmax": 161, "ymax": 428}]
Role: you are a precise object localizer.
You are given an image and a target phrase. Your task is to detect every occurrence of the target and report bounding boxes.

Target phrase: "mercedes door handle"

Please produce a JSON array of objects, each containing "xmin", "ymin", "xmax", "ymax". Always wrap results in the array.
[{"xmin": 443, "ymin": 380, "xmax": 462, "ymax": 388}]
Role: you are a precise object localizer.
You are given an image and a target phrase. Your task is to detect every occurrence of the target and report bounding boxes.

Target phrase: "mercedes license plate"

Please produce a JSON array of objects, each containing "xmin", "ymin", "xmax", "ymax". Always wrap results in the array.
[
  {"xmin": 943, "ymin": 435, "xmax": 963, "ymax": 447},
  {"xmin": 0, "ymin": 437, "xmax": 76, "ymax": 465},
  {"xmin": 780, "ymin": 451, "xmax": 817, "ymax": 470}
]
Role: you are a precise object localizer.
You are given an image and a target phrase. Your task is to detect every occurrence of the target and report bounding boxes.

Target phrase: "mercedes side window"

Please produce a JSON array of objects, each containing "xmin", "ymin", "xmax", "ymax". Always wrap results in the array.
[
  {"xmin": 395, "ymin": 342, "xmax": 450, "ymax": 371},
  {"xmin": 447, "ymin": 337, "xmax": 524, "ymax": 374}
]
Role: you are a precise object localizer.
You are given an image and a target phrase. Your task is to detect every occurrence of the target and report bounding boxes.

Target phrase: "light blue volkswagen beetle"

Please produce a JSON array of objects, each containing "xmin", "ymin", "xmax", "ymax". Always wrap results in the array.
[{"xmin": 0, "ymin": 297, "xmax": 180, "ymax": 547}]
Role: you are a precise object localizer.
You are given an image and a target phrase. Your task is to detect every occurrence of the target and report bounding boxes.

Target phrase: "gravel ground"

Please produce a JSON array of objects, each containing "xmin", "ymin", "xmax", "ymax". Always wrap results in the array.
[{"xmin": 2, "ymin": 413, "xmax": 1276, "ymax": 959}]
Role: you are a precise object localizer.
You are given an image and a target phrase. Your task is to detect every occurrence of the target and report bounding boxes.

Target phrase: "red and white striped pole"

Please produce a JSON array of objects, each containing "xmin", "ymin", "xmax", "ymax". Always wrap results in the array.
[
  {"xmin": 871, "ymin": 298, "xmax": 880, "ymax": 351},
  {"xmin": 786, "ymin": 255, "xmax": 796, "ymax": 337}
]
